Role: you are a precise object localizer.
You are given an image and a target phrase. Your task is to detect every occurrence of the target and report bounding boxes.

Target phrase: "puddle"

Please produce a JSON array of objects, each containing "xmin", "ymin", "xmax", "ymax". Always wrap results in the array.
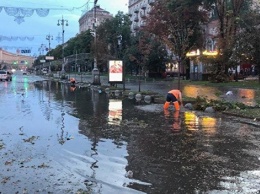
[{"xmin": 0, "ymin": 75, "xmax": 259, "ymax": 193}]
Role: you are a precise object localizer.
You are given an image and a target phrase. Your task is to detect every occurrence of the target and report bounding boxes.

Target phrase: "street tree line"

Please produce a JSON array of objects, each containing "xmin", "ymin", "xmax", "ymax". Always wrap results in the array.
[{"xmin": 34, "ymin": 0, "xmax": 260, "ymax": 82}]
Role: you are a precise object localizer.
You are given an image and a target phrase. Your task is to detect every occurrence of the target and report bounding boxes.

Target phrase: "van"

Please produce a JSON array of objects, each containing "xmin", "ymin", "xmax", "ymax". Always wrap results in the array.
[{"xmin": 0, "ymin": 70, "xmax": 12, "ymax": 81}]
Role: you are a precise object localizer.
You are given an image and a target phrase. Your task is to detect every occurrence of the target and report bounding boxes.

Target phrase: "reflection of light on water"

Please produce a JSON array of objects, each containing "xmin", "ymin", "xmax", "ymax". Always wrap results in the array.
[
  {"xmin": 184, "ymin": 112, "xmax": 217, "ymax": 134},
  {"xmin": 238, "ymin": 89, "xmax": 256, "ymax": 106},
  {"xmin": 238, "ymin": 89, "xmax": 255, "ymax": 99},
  {"xmin": 23, "ymin": 77, "xmax": 29, "ymax": 91},
  {"xmin": 183, "ymin": 85, "xmax": 219, "ymax": 100},
  {"xmin": 184, "ymin": 112, "xmax": 199, "ymax": 131},
  {"xmin": 209, "ymin": 170, "xmax": 260, "ymax": 193},
  {"xmin": 201, "ymin": 117, "xmax": 217, "ymax": 134},
  {"xmin": 108, "ymin": 99, "xmax": 122, "ymax": 126}
]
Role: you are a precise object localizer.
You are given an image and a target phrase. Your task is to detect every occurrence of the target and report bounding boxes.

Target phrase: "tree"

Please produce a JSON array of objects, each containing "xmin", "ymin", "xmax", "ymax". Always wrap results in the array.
[
  {"xmin": 144, "ymin": 0, "xmax": 209, "ymax": 84},
  {"xmin": 214, "ymin": 0, "xmax": 247, "ymax": 70},
  {"xmin": 96, "ymin": 11, "xmax": 132, "ymax": 71},
  {"xmin": 232, "ymin": 3, "xmax": 260, "ymax": 82}
]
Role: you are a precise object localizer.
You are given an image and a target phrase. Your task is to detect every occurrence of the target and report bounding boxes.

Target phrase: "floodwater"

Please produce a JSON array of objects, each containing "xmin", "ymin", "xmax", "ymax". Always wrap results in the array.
[
  {"xmin": 122, "ymin": 79, "xmax": 260, "ymax": 106},
  {"xmin": 0, "ymin": 73, "xmax": 260, "ymax": 194}
]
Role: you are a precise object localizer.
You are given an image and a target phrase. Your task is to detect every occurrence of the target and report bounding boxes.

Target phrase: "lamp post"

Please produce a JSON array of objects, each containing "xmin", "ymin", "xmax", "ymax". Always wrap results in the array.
[
  {"xmin": 92, "ymin": 0, "xmax": 100, "ymax": 85},
  {"xmin": 46, "ymin": 34, "xmax": 53, "ymax": 52},
  {"xmin": 38, "ymin": 44, "xmax": 47, "ymax": 56},
  {"xmin": 46, "ymin": 33, "xmax": 53, "ymax": 72},
  {"xmin": 57, "ymin": 16, "xmax": 68, "ymax": 73},
  {"xmin": 117, "ymin": 35, "xmax": 125, "ymax": 91}
]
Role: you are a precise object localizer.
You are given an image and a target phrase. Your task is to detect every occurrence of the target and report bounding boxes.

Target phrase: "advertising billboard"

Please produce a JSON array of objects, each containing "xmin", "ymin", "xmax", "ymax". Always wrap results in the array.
[{"xmin": 108, "ymin": 60, "xmax": 123, "ymax": 83}]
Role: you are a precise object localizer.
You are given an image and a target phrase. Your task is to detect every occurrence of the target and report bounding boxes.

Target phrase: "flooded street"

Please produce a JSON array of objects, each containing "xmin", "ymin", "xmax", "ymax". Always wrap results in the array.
[{"xmin": 0, "ymin": 73, "xmax": 260, "ymax": 194}]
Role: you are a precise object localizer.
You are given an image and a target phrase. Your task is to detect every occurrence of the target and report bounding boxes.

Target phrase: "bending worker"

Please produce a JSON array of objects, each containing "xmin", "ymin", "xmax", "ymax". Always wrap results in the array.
[{"xmin": 163, "ymin": 89, "xmax": 183, "ymax": 110}]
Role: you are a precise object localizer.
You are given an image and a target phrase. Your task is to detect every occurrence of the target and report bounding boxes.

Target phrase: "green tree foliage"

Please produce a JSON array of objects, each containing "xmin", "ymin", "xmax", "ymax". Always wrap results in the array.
[
  {"xmin": 233, "ymin": 3, "xmax": 260, "ymax": 82},
  {"xmin": 204, "ymin": 0, "xmax": 254, "ymax": 82},
  {"xmin": 96, "ymin": 11, "xmax": 132, "ymax": 69},
  {"xmin": 144, "ymin": 0, "xmax": 208, "ymax": 63},
  {"xmin": 214, "ymin": 0, "xmax": 247, "ymax": 69},
  {"xmin": 34, "ymin": 30, "xmax": 94, "ymax": 69},
  {"xmin": 123, "ymin": 32, "xmax": 168, "ymax": 77},
  {"xmin": 47, "ymin": 30, "xmax": 93, "ymax": 59}
]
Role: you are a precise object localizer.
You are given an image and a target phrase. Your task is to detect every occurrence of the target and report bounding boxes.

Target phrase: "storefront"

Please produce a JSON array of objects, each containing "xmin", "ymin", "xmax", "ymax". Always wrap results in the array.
[{"xmin": 187, "ymin": 50, "xmax": 218, "ymax": 81}]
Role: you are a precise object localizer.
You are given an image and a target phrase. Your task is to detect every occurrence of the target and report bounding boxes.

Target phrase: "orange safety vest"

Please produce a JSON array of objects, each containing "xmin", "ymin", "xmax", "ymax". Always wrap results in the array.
[{"xmin": 168, "ymin": 90, "xmax": 181, "ymax": 100}]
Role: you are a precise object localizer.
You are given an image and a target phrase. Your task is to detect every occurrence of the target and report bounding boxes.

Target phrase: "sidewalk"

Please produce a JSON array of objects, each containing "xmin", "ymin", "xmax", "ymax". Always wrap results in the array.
[{"xmin": 54, "ymin": 73, "xmax": 174, "ymax": 96}]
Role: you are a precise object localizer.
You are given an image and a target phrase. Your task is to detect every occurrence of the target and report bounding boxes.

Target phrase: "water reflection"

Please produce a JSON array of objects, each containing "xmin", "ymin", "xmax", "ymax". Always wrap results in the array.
[
  {"xmin": 184, "ymin": 112, "xmax": 217, "ymax": 134},
  {"xmin": 237, "ymin": 88, "xmax": 256, "ymax": 106},
  {"xmin": 182, "ymin": 85, "xmax": 219, "ymax": 100},
  {"xmin": 164, "ymin": 109, "xmax": 181, "ymax": 132},
  {"xmin": 183, "ymin": 85, "xmax": 259, "ymax": 106},
  {"xmin": 108, "ymin": 99, "xmax": 123, "ymax": 125},
  {"xmin": 1, "ymin": 76, "xmax": 260, "ymax": 193}
]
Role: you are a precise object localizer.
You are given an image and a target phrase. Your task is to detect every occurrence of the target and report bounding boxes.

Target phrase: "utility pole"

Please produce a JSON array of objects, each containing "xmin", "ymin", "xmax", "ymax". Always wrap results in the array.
[
  {"xmin": 92, "ymin": 0, "xmax": 100, "ymax": 85},
  {"xmin": 46, "ymin": 33, "xmax": 53, "ymax": 72},
  {"xmin": 57, "ymin": 16, "xmax": 69, "ymax": 73}
]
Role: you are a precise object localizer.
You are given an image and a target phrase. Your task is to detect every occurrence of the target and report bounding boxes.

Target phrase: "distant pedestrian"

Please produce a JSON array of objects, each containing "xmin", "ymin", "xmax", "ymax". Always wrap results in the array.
[{"xmin": 163, "ymin": 89, "xmax": 182, "ymax": 110}]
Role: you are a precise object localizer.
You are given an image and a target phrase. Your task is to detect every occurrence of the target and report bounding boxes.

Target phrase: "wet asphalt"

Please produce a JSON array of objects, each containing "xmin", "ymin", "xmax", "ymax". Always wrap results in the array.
[{"xmin": 0, "ymin": 72, "xmax": 259, "ymax": 194}]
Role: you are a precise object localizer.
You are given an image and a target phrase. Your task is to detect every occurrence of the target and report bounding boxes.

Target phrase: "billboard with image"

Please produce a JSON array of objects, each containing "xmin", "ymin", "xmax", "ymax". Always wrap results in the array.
[{"xmin": 109, "ymin": 60, "xmax": 123, "ymax": 83}]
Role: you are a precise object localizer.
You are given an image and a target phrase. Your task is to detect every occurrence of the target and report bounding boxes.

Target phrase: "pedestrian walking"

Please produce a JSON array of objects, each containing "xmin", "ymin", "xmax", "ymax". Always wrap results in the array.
[{"xmin": 163, "ymin": 89, "xmax": 182, "ymax": 110}]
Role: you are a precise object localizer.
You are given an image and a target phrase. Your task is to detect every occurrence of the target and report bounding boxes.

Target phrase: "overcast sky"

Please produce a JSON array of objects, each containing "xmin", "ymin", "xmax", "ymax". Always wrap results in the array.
[{"xmin": 0, "ymin": 0, "xmax": 128, "ymax": 57}]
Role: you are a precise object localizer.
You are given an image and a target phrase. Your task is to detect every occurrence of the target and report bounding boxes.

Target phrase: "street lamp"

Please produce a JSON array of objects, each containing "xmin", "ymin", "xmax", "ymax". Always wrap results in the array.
[
  {"xmin": 117, "ymin": 35, "xmax": 125, "ymax": 91},
  {"xmin": 46, "ymin": 33, "xmax": 53, "ymax": 72},
  {"xmin": 38, "ymin": 44, "xmax": 47, "ymax": 56},
  {"xmin": 46, "ymin": 34, "xmax": 53, "ymax": 52},
  {"xmin": 92, "ymin": 0, "xmax": 100, "ymax": 85},
  {"xmin": 57, "ymin": 16, "xmax": 68, "ymax": 73}
]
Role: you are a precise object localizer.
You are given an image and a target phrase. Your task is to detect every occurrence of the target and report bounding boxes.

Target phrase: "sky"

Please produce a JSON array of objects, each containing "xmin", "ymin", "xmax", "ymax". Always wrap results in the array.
[{"xmin": 0, "ymin": 0, "xmax": 128, "ymax": 57}]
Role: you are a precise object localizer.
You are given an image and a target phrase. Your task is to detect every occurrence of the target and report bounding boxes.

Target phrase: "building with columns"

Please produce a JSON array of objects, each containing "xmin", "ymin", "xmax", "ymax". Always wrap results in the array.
[{"xmin": 0, "ymin": 48, "xmax": 35, "ymax": 70}]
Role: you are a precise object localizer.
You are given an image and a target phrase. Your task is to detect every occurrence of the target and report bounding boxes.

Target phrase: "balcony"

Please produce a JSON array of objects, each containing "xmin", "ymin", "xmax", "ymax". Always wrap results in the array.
[
  {"xmin": 134, "ymin": 9, "xmax": 139, "ymax": 13},
  {"xmin": 134, "ymin": 16, "xmax": 139, "ymax": 22},
  {"xmin": 140, "ymin": 12, "xmax": 146, "ymax": 19},
  {"xmin": 141, "ymin": 4, "xmax": 147, "ymax": 10},
  {"xmin": 140, "ymin": 21, "xmax": 146, "ymax": 27},
  {"xmin": 133, "ymin": 24, "xmax": 140, "ymax": 31},
  {"xmin": 148, "ymin": 0, "xmax": 155, "ymax": 5}
]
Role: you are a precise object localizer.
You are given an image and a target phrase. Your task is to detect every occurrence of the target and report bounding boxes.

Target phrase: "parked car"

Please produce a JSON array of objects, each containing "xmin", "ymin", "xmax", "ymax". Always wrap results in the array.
[
  {"xmin": 0, "ymin": 70, "xmax": 12, "ymax": 81},
  {"xmin": 42, "ymin": 68, "xmax": 48, "ymax": 74}
]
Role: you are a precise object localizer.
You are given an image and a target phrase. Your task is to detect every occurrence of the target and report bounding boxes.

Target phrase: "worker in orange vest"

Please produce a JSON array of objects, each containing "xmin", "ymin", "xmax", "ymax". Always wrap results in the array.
[
  {"xmin": 163, "ymin": 89, "xmax": 183, "ymax": 110},
  {"xmin": 70, "ymin": 77, "xmax": 76, "ymax": 85}
]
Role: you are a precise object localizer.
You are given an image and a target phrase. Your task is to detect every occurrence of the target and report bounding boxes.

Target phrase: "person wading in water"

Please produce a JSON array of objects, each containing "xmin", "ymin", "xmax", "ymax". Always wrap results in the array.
[{"xmin": 163, "ymin": 89, "xmax": 183, "ymax": 111}]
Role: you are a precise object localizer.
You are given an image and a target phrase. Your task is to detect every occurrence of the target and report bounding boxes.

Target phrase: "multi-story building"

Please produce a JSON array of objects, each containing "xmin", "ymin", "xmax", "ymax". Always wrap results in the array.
[
  {"xmin": 0, "ymin": 48, "xmax": 35, "ymax": 70},
  {"xmin": 128, "ymin": 0, "xmax": 155, "ymax": 32},
  {"xmin": 78, "ymin": 5, "xmax": 113, "ymax": 33}
]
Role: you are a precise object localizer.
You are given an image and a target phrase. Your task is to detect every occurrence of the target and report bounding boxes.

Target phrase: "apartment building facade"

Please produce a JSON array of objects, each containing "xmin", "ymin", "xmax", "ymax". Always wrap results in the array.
[
  {"xmin": 78, "ymin": 5, "xmax": 113, "ymax": 33},
  {"xmin": 128, "ymin": 0, "xmax": 155, "ymax": 32}
]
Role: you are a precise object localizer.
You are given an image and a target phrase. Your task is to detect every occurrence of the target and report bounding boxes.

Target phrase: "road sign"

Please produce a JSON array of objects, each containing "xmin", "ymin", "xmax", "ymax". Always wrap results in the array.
[
  {"xmin": 21, "ymin": 49, "xmax": 31, "ymax": 53},
  {"xmin": 45, "ymin": 56, "xmax": 54, "ymax": 60}
]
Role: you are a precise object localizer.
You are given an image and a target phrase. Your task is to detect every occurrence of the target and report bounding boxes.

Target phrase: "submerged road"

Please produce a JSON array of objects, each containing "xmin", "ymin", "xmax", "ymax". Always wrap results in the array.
[{"xmin": 0, "ymin": 71, "xmax": 259, "ymax": 193}]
